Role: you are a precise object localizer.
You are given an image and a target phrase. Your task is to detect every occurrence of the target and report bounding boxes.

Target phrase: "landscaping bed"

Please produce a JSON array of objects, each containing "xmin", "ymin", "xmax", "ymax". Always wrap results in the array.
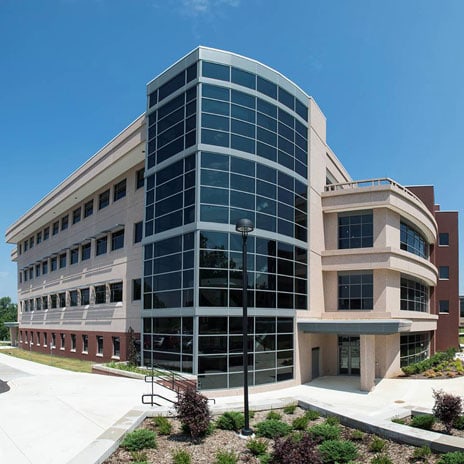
[{"xmin": 105, "ymin": 406, "xmax": 454, "ymax": 464}]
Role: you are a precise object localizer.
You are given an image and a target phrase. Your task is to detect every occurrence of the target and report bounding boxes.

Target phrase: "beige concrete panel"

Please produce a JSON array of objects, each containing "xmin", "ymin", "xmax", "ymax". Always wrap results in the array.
[
  {"xmin": 375, "ymin": 334, "xmax": 402, "ymax": 377},
  {"xmin": 360, "ymin": 335, "xmax": 376, "ymax": 391},
  {"xmin": 323, "ymin": 271, "xmax": 338, "ymax": 312},
  {"xmin": 309, "ymin": 251, "xmax": 324, "ymax": 316},
  {"xmin": 309, "ymin": 99, "xmax": 326, "ymax": 144},
  {"xmin": 323, "ymin": 212, "xmax": 338, "ymax": 251},
  {"xmin": 408, "ymin": 320, "xmax": 438, "ymax": 331}
]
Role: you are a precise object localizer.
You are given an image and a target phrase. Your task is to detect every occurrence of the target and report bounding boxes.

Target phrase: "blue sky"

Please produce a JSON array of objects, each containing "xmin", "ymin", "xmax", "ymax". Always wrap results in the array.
[{"xmin": 1, "ymin": 0, "xmax": 464, "ymax": 301}]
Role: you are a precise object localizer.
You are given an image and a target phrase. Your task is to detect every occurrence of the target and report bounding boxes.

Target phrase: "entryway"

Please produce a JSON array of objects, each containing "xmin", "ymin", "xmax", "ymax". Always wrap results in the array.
[{"xmin": 338, "ymin": 336, "xmax": 360, "ymax": 375}]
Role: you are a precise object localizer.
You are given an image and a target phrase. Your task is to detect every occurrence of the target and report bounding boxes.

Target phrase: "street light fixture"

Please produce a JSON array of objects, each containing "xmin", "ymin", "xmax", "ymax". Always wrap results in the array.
[{"xmin": 235, "ymin": 218, "xmax": 254, "ymax": 437}]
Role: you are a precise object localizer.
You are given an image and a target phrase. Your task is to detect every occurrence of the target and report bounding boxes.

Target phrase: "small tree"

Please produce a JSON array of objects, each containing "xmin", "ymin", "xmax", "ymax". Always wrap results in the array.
[
  {"xmin": 433, "ymin": 389, "xmax": 463, "ymax": 434},
  {"xmin": 271, "ymin": 432, "xmax": 322, "ymax": 464},
  {"xmin": 127, "ymin": 326, "xmax": 138, "ymax": 366},
  {"xmin": 175, "ymin": 386, "xmax": 211, "ymax": 442}
]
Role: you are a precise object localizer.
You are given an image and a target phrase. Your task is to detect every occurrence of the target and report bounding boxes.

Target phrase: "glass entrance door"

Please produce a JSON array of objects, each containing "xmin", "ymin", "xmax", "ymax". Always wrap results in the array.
[{"xmin": 338, "ymin": 336, "xmax": 360, "ymax": 375}]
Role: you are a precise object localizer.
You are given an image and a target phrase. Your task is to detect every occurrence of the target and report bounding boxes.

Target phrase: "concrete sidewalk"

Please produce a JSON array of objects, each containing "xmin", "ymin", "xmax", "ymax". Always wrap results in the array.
[{"xmin": 1, "ymin": 351, "xmax": 464, "ymax": 464}]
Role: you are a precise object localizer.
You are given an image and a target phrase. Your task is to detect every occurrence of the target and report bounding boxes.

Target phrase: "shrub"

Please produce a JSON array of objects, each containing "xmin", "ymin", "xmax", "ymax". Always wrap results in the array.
[
  {"xmin": 410, "ymin": 414, "xmax": 435, "ymax": 430},
  {"xmin": 172, "ymin": 449, "xmax": 191, "ymax": 464},
  {"xmin": 120, "ymin": 429, "xmax": 157, "ymax": 451},
  {"xmin": 318, "ymin": 439, "xmax": 358, "ymax": 463},
  {"xmin": 437, "ymin": 452, "xmax": 464, "ymax": 464},
  {"xmin": 350, "ymin": 429, "xmax": 364, "ymax": 441},
  {"xmin": 324, "ymin": 416, "xmax": 340, "ymax": 426},
  {"xmin": 214, "ymin": 450, "xmax": 237, "ymax": 464},
  {"xmin": 402, "ymin": 349, "xmax": 457, "ymax": 376},
  {"xmin": 304, "ymin": 409, "xmax": 320, "ymax": 421},
  {"xmin": 130, "ymin": 450, "xmax": 148, "ymax": 464},
  {"xmin": 454, "ymin": 415, "xmax": 464, "ymax": 430},
  {"xmin": 255, "ymin": 419, "xmax": 292, "ymax": 439},
  {"xmin": 152, "ymin": 415, "xmax": 172, "ymax": 435},
  {"xmin": 433, "ymin": 389, "xmax": 463, "ymax": 434},
  {"xmin": 370, "ymin": 455, "xmax": 393, "ymax": 464},
  {"xmin": 271, "ymin": 432, "xmax": 322, "ymax": 464},
  {"xmin": 215, "ymin": 411, "xmax": 245, "ymax": 431},
  {"xmin": 412, "ymin": 445, "xmax": 432, "ymax": 462},
  {"xmin": 309, "ymin": 423, "xmax": 341, "ymax": 442},
  {"xmin": 246, "ymin": 438, "xmax": 268, "ymax": 456},
  {"xmin": 368, "ymin": 436, "xmax": 386, "ymax": 453},
  {"xmin": 283, "ymin": 403, "xmax": 297, "ymax": 414},
  {"xmin": 175, "ymin": 387, "xmax": 211, "ymax": 441},
  {"xmin": 292, "ymin": 415, "xmax": 309, "ymax": 430},
  {"xmin": 259, "ymin": 454, "xmax": 272, "ymax": 464},
  {"xmin": 266, "ymin": 411, "xmax": 282, "ymax": 421},
  {"xmin": 391, "ymin": 417, "xmax": 406, "ymax": 425}
]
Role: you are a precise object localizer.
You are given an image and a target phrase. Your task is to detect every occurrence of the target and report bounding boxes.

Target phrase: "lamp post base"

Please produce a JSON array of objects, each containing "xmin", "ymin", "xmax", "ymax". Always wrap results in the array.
[{"xmin": 239, "ymin": 428, "xmax": 254, "ymax": 439}]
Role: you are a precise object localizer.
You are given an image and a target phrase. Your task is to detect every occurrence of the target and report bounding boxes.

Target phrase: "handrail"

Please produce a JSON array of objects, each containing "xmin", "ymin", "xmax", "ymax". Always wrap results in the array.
[{"xmin": 324, "ymin": 178, "xmax": 421, "ymax": 203}]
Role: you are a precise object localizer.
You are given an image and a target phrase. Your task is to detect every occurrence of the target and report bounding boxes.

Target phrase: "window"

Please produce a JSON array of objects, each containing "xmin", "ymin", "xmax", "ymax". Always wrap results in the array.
[
  {"xmin": 51, "ymin": 257, "xmax": 57, "ymax": 271},
  {"xmin": 96, "ymin": 236, "xmax": 107, "ymax": 256},
  {"xmin": 37, "ymin": 231, "xmax": 42, "ymax": 244},
  {"xmin": 400, "ymin": 333, "xmax": 429, "ymax": 367},
  {"xmin": 132, "ymin": 278, "xmax": 141, "ymax": 301},
  {"xmin": 70, "ymin": 248, "xmax": 79, "ymax": 265},
  {"xmin": 29, "ymin": 237, "xmax": 34, "ymax": 248},
  {"xmin": 134, "ymin": 222, "xmax": 143, "ymax": 243},
  {"xmin": 113, "ymin": 179, "xmax": 127, "ymax": 201},
  {"xmin": 43, "ymin": 227, "xmax": 49, "ymax": 240},
  {"xmin": 60, "ymin": 333, "xmax": 65, "ymax": 350},
  {"xmin": 439, "ymin": 233, "xmax": 449, "ymax": 246},
  {"xmin": 42, "ymin": 296, "xmax": 48, "ymax": 310},
  {"xmin": 59, "ymin": 292, "xmax": 66, "ymax": 307},
  {"xmin": 51, "ymin": 294, "xmax": 57, "ymax": 309},
  {"xmin": 99, "ymin": 190, "xmax": 110, "ymax": 209},
  {"xmin": 338, "ymin": 211, "xmax": 373, "ymax": 249},
  {"xmin": 112, "ymin": 336, "xmax": 120, "ymax": 358},
  {"xmin": 96, "ymin": 335, "xmax": 104, "ymax": 355},
  {"xmin": 461, "ymin": 297, "xmax": 464, "ymax": 318},
  {"xmin": 111, "ymin": 229, "xmax": 124, "ymax": 251},
  {"xmin": 71, "ymin": 334, "xmax": 76, "ymax": 351},
  {"xmin": 61, "ymin": 215, "xmax": 69, "ymax": 231},
  {"xmin": 439, "ymin": 300, "xmax": 450, "ymax": 313},
  {"xmin": 110, "ymin": 282, "xmax": 123, "ymax": 303},
  {"xmin": 36, "ymin": 298, "xmax": 42, "ymax": 310},
  {"xmin": 82, "ymin": 335, "xmax": 88, "ymax": 353},
  {"xmin": 51, "ymin": 333, "xmax": 56, "ymax": 348},
  {"xmin": 69, "ymin": 290, "xmax": 78, "ymax": 307},
  {"xmin": 95, "ymin": 285, "xmax": 106, "ymax": 304},
  {"xmin": 80, "ymin": 288, "xmax": 90, "ymax": 305},
  {"xmin": 59, "ymin": 253, "xmax": 67, "ymax": 268},
  {"xmin": 35, "ymin": 264, "xmax": 40, "ymax": 277},
  {"xmin": 43, "ymin": 332, "xmax": 48, "ymax": 347},
  {"xmin": 401, "ymin": 276, "xmax": 428, "ymax": 312},
  {"xmin": 24, "ymin": 240, "xmax": 28, "ymax": 252},
  {"xmin": 84, "ymin": 199, "xmax": 94, "ymax": 218},
  {"xmin": 36, "ymin": 332, "xmax": 40, "ymax": 345},
  {"xmin": 400, "ymin": 221, "xmax": 428, "ymax": 259},
  {"xmin": 338, "ymin": 272, "xmax": 373, "ymax": 310},
  {"xmin": 81, "ymin": 242, "xmax": 91, "ymax": 261},
  {"xmin": 52, "ymin": 221, "xmax": 59, "ymax": 235},
  {"xmin": 136, "ymin": 168, "xmax": 144, "ymax": 189},
  {"xmin": 439, "ymin": 266, "xmax": 449, "ymax": 280},
  {"xmin": 42, "ymin": 260, "xmax": 48, "ymax": 275},
  {"xmin": 72, "ymin": 207, "xmax": 81, "ymax": 224},
  {"xmin": 29, "ymin": 268, "xmax": 33, "ymax": 280}
]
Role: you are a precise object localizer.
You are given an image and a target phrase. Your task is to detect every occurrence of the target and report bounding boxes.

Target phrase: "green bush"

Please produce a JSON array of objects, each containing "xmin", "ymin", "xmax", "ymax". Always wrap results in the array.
[
  {"xmin": 368, "ymin": 436, "xmax": 386, "ymax": 453},
  {"xmin": 453, "ymin": 415, "xmax": 464, "ymax": 430},
  {"xmin": 255, "ymin": 419, "xmax": 292, "ymax": 439},
  {"xmin": 437, "ymin": 452, "xmax": 464, "ymax": 464},
  {"xmin": 120, "ymin": 429, "xmax": 157, "ymax": 451},
  {"xmin": 292, "ymin": 415, "xmax": 309, "ymax": 430},
  {"xmin": 350, "ymin": 429, "xmax": 364, "ymax": 441},
  {"xmin": 152, "ymin": 415, "xmax": 172, "ymax": 435},
  {"xmin": 410, "ymin": 414, "xmax": 435, "ymax": 430},
  {"xmin": 266, "ymin": 410, "xmax": 282, "ymax": 421},
  {"xmin": 304, "ymin": 409, "xmax": 320, "ymax": 421},
  {"xmin": 246, "ymin": 438, "xmax": 268, "ymax": 456},
  {"xmin": 370, "ymin": 455, "xmax": 393, "ymax": 464},
  {"xmin": 318, "ymin": 439, "xmax": 358, "ymax": 463},
  {"xmin": 130, "ymin": 450, "xmax": 148, "ymax": 464},
  {"xmin": 215, "ymin": 411, "xmax": 245, "ymax": 431},
  {"xmin": 402, "ymin": 348, "xmax": 457, "ymax": 376},
  {"xmin": 214, "ymin": 450, "xmax": 237, "ymax": 464},
  {"xmin": 172, "ymin": 449, "xmax": 191, "ymax": 464},
  {"xmin": 324, "ymin": 416, "xmax": 340, "ymax": 426},
  {"xmin": 391, "ymin": 417, "xmax": 406, "ymax": 425},
  {"xmin": 412, "ymin": 445, "xmax": 432, "ymax": 462},
  {"xmin": 259, "ymin": 453, "xmax": 272, "ymax": 464},
  {"xmin": 309, "ymin": 423, "xmax": 341, "ymax": 442},
  {"xmin": 283, "ymin": 403, "xmax": 297, "ymax": 414}
]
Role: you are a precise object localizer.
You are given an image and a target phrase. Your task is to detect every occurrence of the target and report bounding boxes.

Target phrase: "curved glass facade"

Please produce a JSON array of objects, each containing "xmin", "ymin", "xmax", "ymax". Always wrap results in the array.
[{"xmin": 143, "ymin": 48, "xmax": 309, "ymax": 389}]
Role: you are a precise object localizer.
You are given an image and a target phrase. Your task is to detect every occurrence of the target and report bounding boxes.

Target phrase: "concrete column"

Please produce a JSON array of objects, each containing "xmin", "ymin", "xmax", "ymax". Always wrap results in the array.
[{"xmin": 360, "ymin": 335, "xmax": 376, "ymax": 391}]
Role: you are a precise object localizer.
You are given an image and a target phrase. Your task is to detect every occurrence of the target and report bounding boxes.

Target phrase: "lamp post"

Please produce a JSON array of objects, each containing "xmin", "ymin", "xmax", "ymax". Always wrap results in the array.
[{"xmin": 235, "ymin": 218, "xmax": 254, "ymax": 437}]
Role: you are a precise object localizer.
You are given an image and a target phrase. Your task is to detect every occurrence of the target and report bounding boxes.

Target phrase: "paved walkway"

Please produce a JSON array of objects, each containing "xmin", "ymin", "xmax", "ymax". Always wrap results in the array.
[{"xmin": 1, "ymin": 350, "xmax": 464, "ymax": 463}]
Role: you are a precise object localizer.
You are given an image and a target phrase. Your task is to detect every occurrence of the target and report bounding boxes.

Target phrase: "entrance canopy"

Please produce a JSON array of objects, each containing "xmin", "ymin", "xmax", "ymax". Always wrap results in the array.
[{"xmin": 297, "ymin": 319, "xmax": 412, "ymax": 335}]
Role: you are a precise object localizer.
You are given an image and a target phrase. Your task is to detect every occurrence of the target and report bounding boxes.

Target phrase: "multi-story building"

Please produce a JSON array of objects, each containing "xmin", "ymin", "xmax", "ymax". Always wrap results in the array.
[{"xmin": 5, "ymin": 47, "xmax": 459, "ymax": 392}]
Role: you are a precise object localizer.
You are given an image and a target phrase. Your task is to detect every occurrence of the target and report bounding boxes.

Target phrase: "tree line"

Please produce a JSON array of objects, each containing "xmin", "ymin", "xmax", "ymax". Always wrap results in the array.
[{"xmin": 0, "ymin": 297, "xmax": 17, "ymax": 341}]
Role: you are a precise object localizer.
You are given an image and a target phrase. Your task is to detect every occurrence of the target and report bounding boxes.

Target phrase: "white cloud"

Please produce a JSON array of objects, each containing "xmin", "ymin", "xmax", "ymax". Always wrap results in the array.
[{"xmin": 181, "ymin": 0, "xmax": 240, "ymax": 17}]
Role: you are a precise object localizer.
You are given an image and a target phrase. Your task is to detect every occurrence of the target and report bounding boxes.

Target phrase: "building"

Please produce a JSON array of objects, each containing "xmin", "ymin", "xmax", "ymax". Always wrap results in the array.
[{"xmin": 5, "ymin": 47, "xmax": 460, "ymax": 392}]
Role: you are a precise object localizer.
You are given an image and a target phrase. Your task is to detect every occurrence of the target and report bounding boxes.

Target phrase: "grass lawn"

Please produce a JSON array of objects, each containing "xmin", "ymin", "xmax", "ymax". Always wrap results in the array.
[{"xmin": 0, "ymin": 348, "xmax": 94, "ymax": 373}]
